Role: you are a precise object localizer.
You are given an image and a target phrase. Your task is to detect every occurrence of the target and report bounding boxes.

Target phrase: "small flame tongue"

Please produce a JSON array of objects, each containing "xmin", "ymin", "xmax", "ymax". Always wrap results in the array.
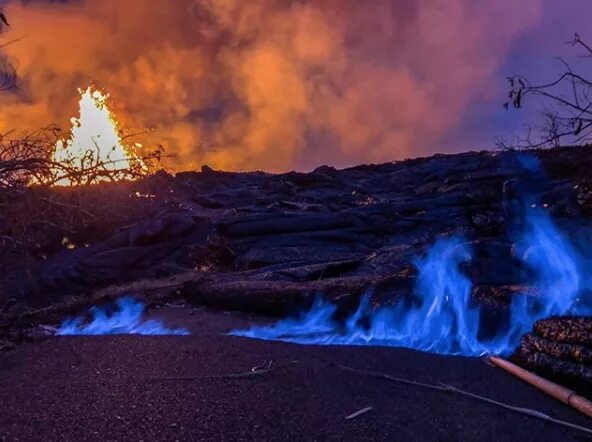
[
  {"xmin": 56, "ymin": 297, "xmax": 189, "ymax": 335},
  {"xmin": 50, "ymin": 86, "xmax": 143, "ymax": 186}
]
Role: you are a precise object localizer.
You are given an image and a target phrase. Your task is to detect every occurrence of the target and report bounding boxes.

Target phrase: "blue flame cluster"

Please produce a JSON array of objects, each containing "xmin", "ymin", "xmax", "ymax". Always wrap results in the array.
[
  {"xmin": 57, "ymin": 297, "xmax": 189, "ymax": 336},
  {"xmin": 231, "ymin": 209, "xmax": 591, "ymax": 356}
]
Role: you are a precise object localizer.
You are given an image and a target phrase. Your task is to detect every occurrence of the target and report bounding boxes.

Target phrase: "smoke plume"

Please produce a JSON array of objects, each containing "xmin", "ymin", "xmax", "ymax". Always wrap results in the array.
[{"xmin": 0, "ymin": 0, "xmax": 543, "ymax": 172}]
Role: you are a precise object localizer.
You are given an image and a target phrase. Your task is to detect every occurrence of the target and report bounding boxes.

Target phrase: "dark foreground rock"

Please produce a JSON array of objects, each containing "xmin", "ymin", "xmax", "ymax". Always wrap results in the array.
[
  {"xmin": 3, "ymin": 146, "xmax": 592, "ymax": 306},
  {"xmin": 2, "ymin": 146, "xmax": 592, "ymax": 387}
]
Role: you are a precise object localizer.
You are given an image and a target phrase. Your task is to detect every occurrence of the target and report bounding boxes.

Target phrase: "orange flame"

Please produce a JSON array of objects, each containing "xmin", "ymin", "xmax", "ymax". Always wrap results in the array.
[{"xmin": 49, "ymin": 86, "xmax": 145, "ymax": 186}]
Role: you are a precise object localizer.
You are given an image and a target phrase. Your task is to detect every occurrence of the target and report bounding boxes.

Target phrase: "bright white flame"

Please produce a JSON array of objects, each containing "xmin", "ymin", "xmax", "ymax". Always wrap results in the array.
[{"xmin": 50, "ymin": 86, "xmax": 144, "ymax": 186}]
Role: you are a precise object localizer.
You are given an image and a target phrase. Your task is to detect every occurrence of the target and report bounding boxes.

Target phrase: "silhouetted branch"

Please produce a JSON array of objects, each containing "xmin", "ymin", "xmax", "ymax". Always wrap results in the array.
[
  {"xmin": 0, "ymin": 128, "xmax": 55, "ymax": 187},
  {"xmin": 0, "ymin": 126, "xmax": 164, "ymax": 188},
  {"xmin": 501, "ymin": 33, "xmax": 592, "ymax": 149},
  {"xmin": 0, "ymin": 11, "xmax": 18, "ymax": 91},
  {"xmin": 568, "ymin": 32, "xmax": 592, "ymax": 58}
]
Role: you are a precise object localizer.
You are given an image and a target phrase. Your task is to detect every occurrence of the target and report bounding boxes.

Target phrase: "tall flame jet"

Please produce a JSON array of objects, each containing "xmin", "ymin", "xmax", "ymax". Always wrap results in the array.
[{"xmin": 50, "ymin": 86, "xmax": 144, "ymax": 186}]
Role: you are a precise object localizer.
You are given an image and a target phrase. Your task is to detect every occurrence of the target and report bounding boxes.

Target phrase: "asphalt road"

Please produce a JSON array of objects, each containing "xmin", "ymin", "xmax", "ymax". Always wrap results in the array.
[{"xmin": 0, "ymin": 307, "xmax": 591, "ymax": 441}]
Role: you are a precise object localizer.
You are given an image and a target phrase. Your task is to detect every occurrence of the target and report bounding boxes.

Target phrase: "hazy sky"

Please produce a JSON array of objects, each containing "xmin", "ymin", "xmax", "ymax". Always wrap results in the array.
[{"xmin": 0, "ymin": 0, "xmax": 590, "ymax": 172}]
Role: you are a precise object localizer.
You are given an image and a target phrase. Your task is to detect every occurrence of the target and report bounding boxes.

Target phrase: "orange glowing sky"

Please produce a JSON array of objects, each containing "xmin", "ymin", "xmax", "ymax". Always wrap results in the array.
[{"xmin": 0, "ymin": 0, "xmax": 590, "ymax": 172}]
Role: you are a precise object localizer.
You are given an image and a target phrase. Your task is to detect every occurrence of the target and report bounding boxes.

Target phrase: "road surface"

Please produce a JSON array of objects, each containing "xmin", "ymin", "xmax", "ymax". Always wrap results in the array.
[{"xmin": 0, "ymin": 307, "xmax": 590, "ymax": 441}]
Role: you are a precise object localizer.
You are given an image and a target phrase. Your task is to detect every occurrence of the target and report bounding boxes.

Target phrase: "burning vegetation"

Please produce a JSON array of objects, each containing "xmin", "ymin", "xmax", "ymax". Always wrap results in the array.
[
  {"xmin": 1, "ymin": 85, "xmax": 161, "ymax": 188},
  {"xmin": 46, "ymin": 86, "xmax": 148, "ymax": 186},
  {"xmin": 0, "ymin": 0, "xmax": 562, "ymax": 172}
]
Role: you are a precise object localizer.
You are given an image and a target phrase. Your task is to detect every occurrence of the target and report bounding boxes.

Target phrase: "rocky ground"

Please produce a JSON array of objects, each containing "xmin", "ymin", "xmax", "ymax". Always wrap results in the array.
[{"xmin": 2, "ymin": 146, "xmax": 592, "ymax": 389}]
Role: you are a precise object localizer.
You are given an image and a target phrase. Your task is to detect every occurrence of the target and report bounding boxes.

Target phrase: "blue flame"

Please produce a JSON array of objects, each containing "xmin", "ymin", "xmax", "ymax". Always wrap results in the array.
[
  {"xmin": 506, "ymin": 209, "xmax": 591, "ymax": 339},
  {"xmin": 231, "ymin": 210, "xmax": 591, "ymax": 356},
  {"xmin": 57, "ymin": 297, "xmax": 189, "ymax": 336}
]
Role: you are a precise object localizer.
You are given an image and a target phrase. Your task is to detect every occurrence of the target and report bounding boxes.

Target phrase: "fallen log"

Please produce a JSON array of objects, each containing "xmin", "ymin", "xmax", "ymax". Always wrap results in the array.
[
  {"xmin": 514, "ymin": 345, "xmax": 592, "ymax": 393},
  {"xmin": 489, "ymin": 356, "xmax": 592, "ymax": 419},
  {"xmin": 533, "ymin": 317, "xmax": 592, "ymax": 347},
  {"xmin": 181, "ymin": 273, "xmax": 412, "ymax": 317},
  {"xmin": 520, "ymin": 333, "xmax": 592, "ymax": 365}
]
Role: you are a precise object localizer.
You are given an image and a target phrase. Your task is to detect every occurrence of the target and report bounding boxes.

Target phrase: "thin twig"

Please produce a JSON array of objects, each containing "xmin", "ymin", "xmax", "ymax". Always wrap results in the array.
[
  {"xmin": 146, "ymin": 360, "xmax": 300, "ymax": 382},
  {"xmin": 0, "ymin": 34, "xmax": 29, "ymax": 49},
  {"xmin": 334, "ymin": 363, "xmax": 592, "ymax": 436},
  {"xmin": 345, "ymin": 406, "xmax": 373, "ymax": 420},
  {"xmin": 144, "ymin": 360, "xmax": 592, "ymax": 435},
  {"xmin": 439, "ymin": 383, "xmax": 592, "ymax": 435}
]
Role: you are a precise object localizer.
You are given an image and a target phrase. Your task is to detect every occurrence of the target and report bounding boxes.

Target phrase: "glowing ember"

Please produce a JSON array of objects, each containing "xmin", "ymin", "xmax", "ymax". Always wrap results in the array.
[{"xmin": 49, "ymin": 86, "xmax": 145, "ymax": 186}]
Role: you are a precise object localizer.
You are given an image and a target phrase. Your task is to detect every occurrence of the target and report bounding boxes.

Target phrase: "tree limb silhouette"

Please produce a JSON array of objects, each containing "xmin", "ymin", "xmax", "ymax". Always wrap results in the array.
[{"xmin": 499, "ymin": 33, "xmax": 592, "ymax": 149}]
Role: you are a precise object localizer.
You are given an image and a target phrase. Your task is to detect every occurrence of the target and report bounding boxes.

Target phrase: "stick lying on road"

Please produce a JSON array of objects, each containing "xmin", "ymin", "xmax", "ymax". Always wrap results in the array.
[
  {"xmin": 345, "ymin": 406, "xmax": 373, "ymax": 420},
  {"xmin": 147, "ymin": 359, "xmax": 592, "ymax": 435},
  {"xmin": 489, "ymin": 356, "xmax": 592, "ymax": 419}
]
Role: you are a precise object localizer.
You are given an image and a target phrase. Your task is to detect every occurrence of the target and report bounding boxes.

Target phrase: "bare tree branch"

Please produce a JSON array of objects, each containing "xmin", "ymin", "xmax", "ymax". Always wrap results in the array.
[{"xmin": 501, "ymin": 33, "xmax": 592, "ymax": 149}]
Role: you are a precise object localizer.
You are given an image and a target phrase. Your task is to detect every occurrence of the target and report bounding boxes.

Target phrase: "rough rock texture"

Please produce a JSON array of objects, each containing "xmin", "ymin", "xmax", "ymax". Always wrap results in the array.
[
  {"xmin": 3, "ymin": 146, "xmax": 591, "ymax": 305},
  {"xmin": 2, "ymin": 146, "xmax": 592, "ymax": 386}
]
